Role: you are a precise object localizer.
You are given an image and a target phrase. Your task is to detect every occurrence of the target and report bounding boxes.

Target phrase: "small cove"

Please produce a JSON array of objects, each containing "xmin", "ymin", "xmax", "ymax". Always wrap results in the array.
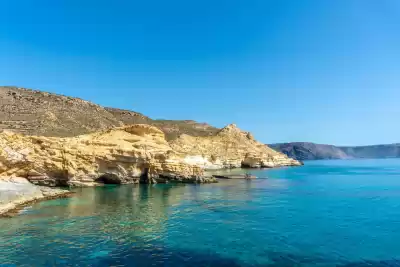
[{"xmin": 1, "ymin": 159, "xmax": 400, "ymax": 266}]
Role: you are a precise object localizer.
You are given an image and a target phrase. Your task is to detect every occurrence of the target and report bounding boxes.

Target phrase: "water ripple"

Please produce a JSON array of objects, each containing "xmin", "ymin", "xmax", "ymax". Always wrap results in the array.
[{"xmin": 1, "ymin": 160, "xmax": 400, "ymax": 266}]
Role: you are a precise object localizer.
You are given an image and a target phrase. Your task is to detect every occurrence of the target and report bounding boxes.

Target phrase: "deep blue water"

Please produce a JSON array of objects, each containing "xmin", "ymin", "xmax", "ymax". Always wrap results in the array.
[{"xmin": 1, "ymin": 159, "xmax": 400, "ymax": 266}]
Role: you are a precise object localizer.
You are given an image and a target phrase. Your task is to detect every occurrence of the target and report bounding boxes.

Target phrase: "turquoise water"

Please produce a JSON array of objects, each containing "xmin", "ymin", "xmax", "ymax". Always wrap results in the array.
[{"xmin": 1, "ymin": 159, "xmax": 400, "ymax": 266}]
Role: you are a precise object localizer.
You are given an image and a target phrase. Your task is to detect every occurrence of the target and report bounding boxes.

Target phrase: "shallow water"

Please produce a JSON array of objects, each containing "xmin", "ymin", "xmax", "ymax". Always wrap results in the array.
[{"xmin": 1, "ymin": 159, "xmax": 400, "ymax": 266}]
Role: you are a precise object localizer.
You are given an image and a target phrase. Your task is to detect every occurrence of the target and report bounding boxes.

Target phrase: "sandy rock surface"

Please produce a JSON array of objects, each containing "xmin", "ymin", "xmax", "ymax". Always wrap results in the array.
[{"xmin": 0, "ymin": 177, "xmax": 70, "ymax": 215}]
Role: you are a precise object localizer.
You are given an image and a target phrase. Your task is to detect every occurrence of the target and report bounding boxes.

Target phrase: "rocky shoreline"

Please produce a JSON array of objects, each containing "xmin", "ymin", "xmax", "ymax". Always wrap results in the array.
[
  {"xmin": 0, "ymin": 177, "xmax": 72, "ymax": 217},
  {"xmin": 0, "ymin": 86, "xmax": 301, "ymax": 190},
  {"xmin": 0, "ymin": 113, "xmax": 302, "ymax": 216},
  {"xmin": 0, "ymin": 124, "xmax": 301, "ymax": 187}
]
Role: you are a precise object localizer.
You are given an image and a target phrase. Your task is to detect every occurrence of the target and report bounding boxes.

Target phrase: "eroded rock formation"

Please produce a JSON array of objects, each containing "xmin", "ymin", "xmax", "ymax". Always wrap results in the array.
[
  {"xmin": 171, "ymin": 124, "xmax": 302, "ymax": 169},
  {"xmin": 0, "ymin": 124, "xmax": 300, "ymax": 187},
  {"xmin": 0, "ymin": 124, "xmax": 214, "ymax": 186}
]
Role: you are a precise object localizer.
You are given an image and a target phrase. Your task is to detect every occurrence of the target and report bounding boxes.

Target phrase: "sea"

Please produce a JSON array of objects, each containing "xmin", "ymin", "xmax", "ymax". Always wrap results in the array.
[{"xmin": 1, "ymin": 159, "xmax": 400, "ymax": 267}]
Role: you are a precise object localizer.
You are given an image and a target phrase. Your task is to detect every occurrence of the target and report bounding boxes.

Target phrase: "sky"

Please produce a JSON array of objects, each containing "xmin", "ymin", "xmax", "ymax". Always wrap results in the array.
[{"xmin": 1, "ymin": 0, "xmax": 399, "ymax": 146}]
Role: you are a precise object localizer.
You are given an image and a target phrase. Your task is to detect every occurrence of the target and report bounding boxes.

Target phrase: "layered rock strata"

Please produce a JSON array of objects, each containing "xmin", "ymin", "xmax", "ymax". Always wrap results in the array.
[
  {"xmin": 171, "ymin": 124, "xmax": 302, "ymax": 169},
  {"xmin": 0, "ymin": 124, "xmax": 215, "ymax": 186},
  {"xmin": 0, "ymin": 124, "xmax": 301, "ymax": 188}
]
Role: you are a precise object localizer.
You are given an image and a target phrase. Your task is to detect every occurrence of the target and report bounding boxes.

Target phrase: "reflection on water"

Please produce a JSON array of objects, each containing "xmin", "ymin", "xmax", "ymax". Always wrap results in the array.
[
  {"xmin": 0, "ymin": 182, "xmax": 261, "ymax": 266},
  {"xmin": 1, "ymin": 160, "xmax": 400, "ymax": 266}
]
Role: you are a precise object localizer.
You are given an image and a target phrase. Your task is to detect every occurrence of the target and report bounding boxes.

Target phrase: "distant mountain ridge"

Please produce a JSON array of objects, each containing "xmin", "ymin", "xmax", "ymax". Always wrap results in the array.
[{"xmin": 269, "ymin": 142, "xmax": 400, "ymax": 161}]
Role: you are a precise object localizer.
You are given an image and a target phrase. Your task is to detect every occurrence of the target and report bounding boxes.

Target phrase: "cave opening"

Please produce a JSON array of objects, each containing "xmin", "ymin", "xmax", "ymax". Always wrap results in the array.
[
  {"xmin": 96, "ymin": 173, "xmax": 122, "ymax": 184},
  {"xmin": 140, "ymin": 167, "xmax": 150, "ymax": 183}
]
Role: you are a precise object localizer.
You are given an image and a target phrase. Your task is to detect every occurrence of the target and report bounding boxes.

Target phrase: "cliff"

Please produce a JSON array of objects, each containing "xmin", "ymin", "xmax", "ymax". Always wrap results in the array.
[
  {"xmin": 0, "ymin": 124, "xmax": 216, "ymax": 186},
  {"xmin": 171, "ymin": 124, "xmax": 301, "ymax": 169},
  {"xmin": 0, "ymin": 123, "xmax": 300, "ymax": 187},
  {"xmin": 0, "ymin": 86, "xmax": 301, "ymax": 188},
  {"xmin": 270, "ymin": 142, "xmax": 400, "ymax": 161}
]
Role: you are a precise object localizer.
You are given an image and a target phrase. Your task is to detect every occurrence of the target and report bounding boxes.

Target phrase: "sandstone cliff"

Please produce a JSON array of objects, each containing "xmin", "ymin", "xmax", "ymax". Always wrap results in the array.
[
  {"xmin": 0, "ymin": 123, "xmax": 300, "ymax": 187},
  {"xmin": 171, "ymin": 124, "xmax": 301, "ymax": 169},
  {"xmin": 0, "ymin": 86, "xmax": 301, "ymax": 188},
  {"xmin": 0, "ymin": 124, "xmax": 214, "ymax": 186}
]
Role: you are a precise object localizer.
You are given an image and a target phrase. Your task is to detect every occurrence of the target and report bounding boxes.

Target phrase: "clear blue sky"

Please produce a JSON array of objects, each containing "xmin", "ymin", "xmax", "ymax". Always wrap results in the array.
[{"xmin": 1, "ymin": 0, "xmax": 399, "ymax": 146}]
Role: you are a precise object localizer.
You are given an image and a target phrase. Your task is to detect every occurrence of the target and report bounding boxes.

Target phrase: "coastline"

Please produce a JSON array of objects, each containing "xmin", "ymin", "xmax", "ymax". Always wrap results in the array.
[
  {"xmin": 0, "ymin": 164, "xmax": 301, "ymax": 217},
  {"xmin": 0, "ymin": 177, "xmax": 72, "ymax": 217}
]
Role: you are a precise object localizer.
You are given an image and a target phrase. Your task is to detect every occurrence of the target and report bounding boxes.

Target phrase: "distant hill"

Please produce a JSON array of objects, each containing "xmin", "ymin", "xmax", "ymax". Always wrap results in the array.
[
  {"xmin": 0, "ymin": 86, "xmax": 218, "ymax": 140},
  {"xmin": 270, "ymin": 142, "xmax": 400, "ymax": 161},
  {"xmin": 340, "ymin": 144, "xmax": 400, "ymax": 159},
  {"xmin": 269, "ymin": 142, "xmax": 349, "ymax": 161}
]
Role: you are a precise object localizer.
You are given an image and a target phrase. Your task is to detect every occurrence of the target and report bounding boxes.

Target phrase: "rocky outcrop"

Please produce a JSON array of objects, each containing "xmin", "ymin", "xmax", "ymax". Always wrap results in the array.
[
  {"xmin": 0, "ymin": 123, "xmax": 300, "ymax": 187},
  {"xmin": 0, "ymin": 124, "xmax": 216, "ymax": 186},
  {"xmin": 170, "ymin": 124, "xmax": 302, "ymax": 169},
  {"xmin": 0, "ymin": 87, "xmax": 301, "ymax": 188},
  {"xmin": 0, "ymin": 177, "xmax": 70, "ymax": 216}
]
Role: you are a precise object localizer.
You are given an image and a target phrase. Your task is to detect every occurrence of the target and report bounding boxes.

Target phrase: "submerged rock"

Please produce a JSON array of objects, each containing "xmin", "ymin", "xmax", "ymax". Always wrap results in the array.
[{"xmin": 212, "ymin": 174, "xmax": 257, "ymax": 179}]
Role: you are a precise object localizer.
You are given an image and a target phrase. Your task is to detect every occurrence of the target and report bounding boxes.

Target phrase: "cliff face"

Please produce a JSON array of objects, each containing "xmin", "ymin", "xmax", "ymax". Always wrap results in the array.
[
  {"xmin": 0, "ymin": 86, "xmax": 301, "ymax": 187},
  {"xmin": 270, "ymin": 142, "xmax": 400, "ymax": 161},
  {"xmin": 0, "ymin": 124, "xmax": 300, "ymax": 186},
  {"xmin": 0, "ymin": 124, "xmax": 214, "ymax": 186},
  {"xmin": 171, "ymin": 124, "xmax": 301, "ymax": 169}
]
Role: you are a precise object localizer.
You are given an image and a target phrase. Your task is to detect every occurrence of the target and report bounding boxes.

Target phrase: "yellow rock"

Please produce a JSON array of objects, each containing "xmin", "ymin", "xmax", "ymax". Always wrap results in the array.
[
  {"xmin": 0, "ymin": 124, "xmax": 301, "ymax": 186},
  {"xmin": 171, "ymin": 124, "xmax": 302, "ymax": 169}
]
